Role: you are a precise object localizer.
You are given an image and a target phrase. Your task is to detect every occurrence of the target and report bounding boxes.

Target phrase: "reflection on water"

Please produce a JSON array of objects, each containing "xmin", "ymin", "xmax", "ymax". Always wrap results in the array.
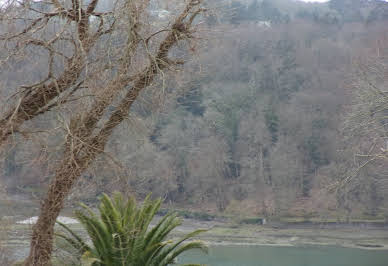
[{"xmin": 179, "ymin": 245, "xmax": 388, "ymax": 266}]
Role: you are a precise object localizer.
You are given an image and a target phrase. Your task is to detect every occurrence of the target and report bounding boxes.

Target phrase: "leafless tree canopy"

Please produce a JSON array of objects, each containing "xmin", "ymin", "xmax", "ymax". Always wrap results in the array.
[
  {"xmin": 340, "ymin": 40, "xmax": 388, "ymax": 183},
  {"xmin": 1, "ymin": 0, "xmax": 206, "ymax": 265}
]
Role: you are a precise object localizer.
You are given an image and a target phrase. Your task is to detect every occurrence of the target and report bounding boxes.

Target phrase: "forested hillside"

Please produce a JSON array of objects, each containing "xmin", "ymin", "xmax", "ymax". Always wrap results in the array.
[{"xmin": 1, "ymin": 0, "xmax": 388, "ymax": 220}]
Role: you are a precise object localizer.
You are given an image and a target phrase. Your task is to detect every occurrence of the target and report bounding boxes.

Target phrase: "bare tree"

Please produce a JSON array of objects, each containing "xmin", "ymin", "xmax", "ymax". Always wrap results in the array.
[
  {"xmin": 0, "ymin": 0, "xmax": 115, "ymax": 146},
  {"xmin": 0, "ymin": 0, "xmax": 206, "ymax": 265},
  {"xmin": 342, "ymin": 51, "xmax": 388, "ymax": 186},
  {"xmin": 334, "ymin": 39, "xmax": 388, "ymax": 219}
]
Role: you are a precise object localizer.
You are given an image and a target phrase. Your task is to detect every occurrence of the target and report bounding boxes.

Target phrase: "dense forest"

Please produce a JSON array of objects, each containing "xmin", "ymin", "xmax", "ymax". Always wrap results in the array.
[{"xmin": 1, "ymin": 0, "xmax": 388, "ymax": 221}]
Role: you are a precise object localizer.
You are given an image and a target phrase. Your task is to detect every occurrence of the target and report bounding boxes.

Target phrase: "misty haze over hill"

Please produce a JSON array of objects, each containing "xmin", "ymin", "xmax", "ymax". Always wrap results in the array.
[{"xmin": 1, "ymin": 0, "xmax": 388, "ymax": 220}]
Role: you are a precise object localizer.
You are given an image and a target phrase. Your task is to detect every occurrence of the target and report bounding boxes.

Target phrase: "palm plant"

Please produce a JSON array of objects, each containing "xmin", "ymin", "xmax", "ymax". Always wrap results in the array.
[{"xmin": 55, "ymin": 192, "xmax": 207, "ymax": 266}]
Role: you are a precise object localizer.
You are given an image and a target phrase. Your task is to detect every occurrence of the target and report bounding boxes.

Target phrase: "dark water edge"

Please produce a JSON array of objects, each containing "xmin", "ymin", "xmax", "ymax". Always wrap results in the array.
[{"xmin": 179, "ymin": 245, "xmax": 388, "ymax": 266}]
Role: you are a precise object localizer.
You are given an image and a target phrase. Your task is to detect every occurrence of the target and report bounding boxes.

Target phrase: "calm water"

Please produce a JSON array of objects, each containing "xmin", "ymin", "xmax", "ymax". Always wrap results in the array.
[{"xmin": 179, "ymin": 245, "xmax": 388, "ymax": 266}]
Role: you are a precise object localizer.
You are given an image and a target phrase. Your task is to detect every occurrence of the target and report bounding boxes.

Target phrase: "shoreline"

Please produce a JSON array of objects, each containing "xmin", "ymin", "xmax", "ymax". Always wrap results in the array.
[
  {"xmin": 6, "ymin": 216, "xmax": 388, "ymax": 248},
  {"xmin": 3, "ymin": 215, "xmax": 388, "ymax": 262},
  {"xmin": 201, "ymin": 241, "xmax": 388, "ymax": 251},
  {"xmin": 172, "ymin": 218, "xmax": 388, "ymax": 251}
]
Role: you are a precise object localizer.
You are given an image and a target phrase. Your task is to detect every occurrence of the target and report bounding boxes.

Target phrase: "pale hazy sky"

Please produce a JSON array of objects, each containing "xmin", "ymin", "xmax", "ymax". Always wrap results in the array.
[{"xmin": 299, "ymin": 0, "xmax": 329, "ymax": 2}]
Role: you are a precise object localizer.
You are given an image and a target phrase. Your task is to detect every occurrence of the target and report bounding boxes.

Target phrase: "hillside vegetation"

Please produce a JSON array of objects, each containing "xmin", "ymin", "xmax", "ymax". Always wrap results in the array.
[{"xmin": 1, "ymin": 0, "xmax": 388, "ymax": 221}]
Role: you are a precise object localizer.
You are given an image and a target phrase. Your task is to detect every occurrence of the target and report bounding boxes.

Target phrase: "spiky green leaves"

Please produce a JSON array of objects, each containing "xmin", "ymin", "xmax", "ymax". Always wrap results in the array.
[{"xmin": 56, "ymin": 192, "xmax": 207, "ymax": 266}]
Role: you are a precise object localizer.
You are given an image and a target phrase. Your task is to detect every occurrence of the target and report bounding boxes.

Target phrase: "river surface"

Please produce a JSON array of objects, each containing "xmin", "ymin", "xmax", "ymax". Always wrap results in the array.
[{"xmin": 179, "ymin": 245, "xmax": 388, "ymax": 266}]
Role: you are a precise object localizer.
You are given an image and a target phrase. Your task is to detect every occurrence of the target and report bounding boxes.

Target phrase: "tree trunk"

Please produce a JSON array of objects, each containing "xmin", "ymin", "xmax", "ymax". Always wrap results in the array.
[
  {"xmin": 24, "ymin": 73, "xmax": 154, "ymax": 265},
  {"xmin": 24, "ymin": 157, "xmax": 87, "ymax": 265}
]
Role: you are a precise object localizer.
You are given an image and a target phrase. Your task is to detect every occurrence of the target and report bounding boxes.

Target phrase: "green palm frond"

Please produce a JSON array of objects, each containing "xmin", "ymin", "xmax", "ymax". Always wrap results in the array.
[
  {"xmin": 55, "ymin": 192, "xmax": 208, "ymax": 266},
  {"xmin": 155, "ymin": 230, "xmax": 208, "ymax": 266},
  {"xmin": 55, "ymin": 221, "xmax": 91, "ymax": 254}
]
